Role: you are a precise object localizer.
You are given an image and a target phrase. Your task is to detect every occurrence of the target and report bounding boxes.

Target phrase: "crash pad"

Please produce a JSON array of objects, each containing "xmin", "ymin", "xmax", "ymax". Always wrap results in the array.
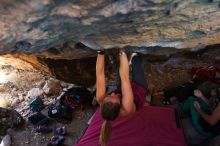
[{"xmin": 75, "ymin": 106, "xmax": 187, "ymax": 146}]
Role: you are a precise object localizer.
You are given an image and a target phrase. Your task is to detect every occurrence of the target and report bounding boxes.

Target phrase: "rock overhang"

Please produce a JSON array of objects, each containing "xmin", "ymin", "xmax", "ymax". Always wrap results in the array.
[{"xmin": 0, "ymin": 0, "xmax": 220, "ymax": 59}]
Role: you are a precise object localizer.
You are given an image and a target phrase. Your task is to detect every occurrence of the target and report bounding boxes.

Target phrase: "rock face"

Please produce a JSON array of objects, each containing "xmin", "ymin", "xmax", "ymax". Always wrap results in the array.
[
  {"xmin": 0, "ymin": 0, "xmax": 220, "ymax": 86},
  {"xmin": 0, "ymin": 0, "xmax": 220, "ymax": 59}
]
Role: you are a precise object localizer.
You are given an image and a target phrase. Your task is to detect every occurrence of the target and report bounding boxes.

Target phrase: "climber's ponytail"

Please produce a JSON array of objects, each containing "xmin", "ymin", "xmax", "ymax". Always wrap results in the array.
[{"xmin": 99, "ymin": 120, "xmax": 112, "ymax": 146}]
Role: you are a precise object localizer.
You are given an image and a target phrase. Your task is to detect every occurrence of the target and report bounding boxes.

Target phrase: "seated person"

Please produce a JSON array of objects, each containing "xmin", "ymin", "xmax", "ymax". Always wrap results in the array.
[
  {"xmin": 181, "ymin": 82, "xmax": 220, "ymax": 144},
  {"xmin": 96, "ymin": 49, "xmax": 148, "ymax": 145},
  {"xmin": 194, "ymin": 88, "xmax": 220, "ymax": 140},
  {"xmin": 161, "ymin": 81, "xmax": 197, "ymax": 105},
  {"xmin": 156, "ymin": 80, "xmax": 218, "ymax": 105},
  {"xmin": 154, "ymin": 66, "xmax": 220, "ymax": 105}
]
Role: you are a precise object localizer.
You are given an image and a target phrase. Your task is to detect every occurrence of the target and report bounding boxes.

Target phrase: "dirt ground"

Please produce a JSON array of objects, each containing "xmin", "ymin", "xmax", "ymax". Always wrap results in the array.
[
  {"xmin": 0, "ymin": 63, "xmax": 97, "ymax": 146},
  {"xmin": 10, "ymin": 107, "xmax": 96, "ymax": 146}
]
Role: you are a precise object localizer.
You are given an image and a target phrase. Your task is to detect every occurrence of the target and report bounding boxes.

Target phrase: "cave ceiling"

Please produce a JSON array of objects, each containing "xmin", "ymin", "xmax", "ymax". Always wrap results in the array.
[{"xmin": 0, "ymin": 0, "xmax": 220, "ymax": 59}]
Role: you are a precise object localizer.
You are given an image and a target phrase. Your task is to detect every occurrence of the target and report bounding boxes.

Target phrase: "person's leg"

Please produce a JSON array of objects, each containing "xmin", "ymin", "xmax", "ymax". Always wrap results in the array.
[
  {"xmin": 182, "ymin": 96, "xmax": 200, "ymax": 120},
  {"xmin": 181, "ymin": 96, "xmax": 195, "ymax": 113},
  {"xmin": 182, "ymin": 118, "xmax": 207, "ymax": 145},
  {"xmin": 181, "ymin": 97, "xmax": 211, "ymax": 137},
  {"xmin": 131, "ymin": 54, "xmax": 147, "ymax": 88}
]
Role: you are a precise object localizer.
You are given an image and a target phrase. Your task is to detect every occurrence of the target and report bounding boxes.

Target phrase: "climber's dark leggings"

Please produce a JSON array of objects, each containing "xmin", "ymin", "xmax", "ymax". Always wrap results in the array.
[
  {"xmin": 131, "ymin": 55, "xmax": 147, "ymax": 88},
  {"xmin": 107, "ymin": 55, "xmax": 147, "ymax": 93},
  {"xmin": 117, "ymin": 55, "xmax": 147, "ymax": 88}
]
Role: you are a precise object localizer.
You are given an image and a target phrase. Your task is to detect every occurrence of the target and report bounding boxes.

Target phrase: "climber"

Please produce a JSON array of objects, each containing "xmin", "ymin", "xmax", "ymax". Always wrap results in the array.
[{"xmin": 95, "ymin": 48, "xmax": 148, "ymax": 145}]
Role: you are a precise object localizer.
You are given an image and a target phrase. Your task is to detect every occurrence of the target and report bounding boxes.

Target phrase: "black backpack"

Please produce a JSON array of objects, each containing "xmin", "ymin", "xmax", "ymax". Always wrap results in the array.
[
  {"xmin": 61, "ymin": 86, "xmax": 93, "ymax": 109},
  {"xmin": 48, "ymin": 99, "xmax": 73, "ymax": 122},
  {"xmin": 28, "ymin": 112, "xmax": 49, "ymax": 125}
]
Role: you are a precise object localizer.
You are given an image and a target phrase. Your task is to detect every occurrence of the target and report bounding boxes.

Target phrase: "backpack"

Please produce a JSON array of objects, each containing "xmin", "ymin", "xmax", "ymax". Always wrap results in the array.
[
  {"xmin": 30, "ymin": 96, "xmax": 44, "ymax": 112},
  {"xmin": 61, "ymin": 86, "xmax": 93, "ymax": 109},
  {"xmin": 48, "ymin": 99, "xmax": 73, "ymax": 122},
  {"xmin": 28, "ymin": 112, "xmax": 49, "ymax": 126}
]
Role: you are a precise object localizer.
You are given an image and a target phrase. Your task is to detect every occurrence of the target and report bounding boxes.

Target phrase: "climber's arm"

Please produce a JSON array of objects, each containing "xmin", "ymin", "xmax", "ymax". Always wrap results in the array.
[
  {"xmin": 96, "ymin": 53, "xmax": 106, "ymax": 104},
  {"xmin": 195, "ymin": 101, "xmax": 220, "ymax": 125},
  {"xmin": 119, "ymin": 51, "xmax": 136, "ymax": 116}
]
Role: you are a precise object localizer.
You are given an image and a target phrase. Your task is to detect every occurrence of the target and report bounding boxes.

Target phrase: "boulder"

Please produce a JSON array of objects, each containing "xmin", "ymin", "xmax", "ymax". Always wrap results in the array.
[
  {"xmin": 43, "ymin": 78, "xmax": 61, "ymax": 96},
  {"xmin": 0, "ymin": 108, "xmax": 23, "ymax": 136},
  {"xmin": 27, "ymin": 88, "xmax": 44, "ymax": 98},
  {"xmin": 0, "ymin": 134, "xmax": 11, "ymax": 146}
]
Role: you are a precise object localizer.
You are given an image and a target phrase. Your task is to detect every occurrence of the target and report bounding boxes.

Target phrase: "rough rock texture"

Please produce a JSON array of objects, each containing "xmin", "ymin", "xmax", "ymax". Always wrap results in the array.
[
  {"xmin": 1, "ymin": 0, "xmax": 220, "ymax": 59},
  {"xmin": 0, "ymin": 44, "xmax": 219, "ymax": 87},
  {"xmin": 0, "ymin": 108, "xmax": 23, "ymax": 136},
  {"xmin": 1, "ymin": 0, "xmax": 220, "ymax": 86}
]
